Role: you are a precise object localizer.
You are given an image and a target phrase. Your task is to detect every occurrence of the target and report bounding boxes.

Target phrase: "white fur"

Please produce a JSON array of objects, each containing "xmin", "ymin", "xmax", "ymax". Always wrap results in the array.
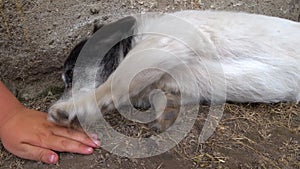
[{"xmin": 48, "ymin": 10, "xmax": 300, "ymax": 124}]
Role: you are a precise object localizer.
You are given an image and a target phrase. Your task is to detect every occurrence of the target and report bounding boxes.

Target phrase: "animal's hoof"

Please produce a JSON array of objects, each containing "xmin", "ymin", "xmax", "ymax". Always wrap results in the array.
[{"xmin": 151, "ymin": 93, "xmax": 180, "ymax": 132}]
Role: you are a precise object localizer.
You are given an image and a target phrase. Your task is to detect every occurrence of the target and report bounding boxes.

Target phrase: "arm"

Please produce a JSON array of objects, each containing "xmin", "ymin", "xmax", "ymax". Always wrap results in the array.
[
  {"xmin": 0, "ymin": 82, "xmax": 100, "ymax": 164},
  {"xmin": 0, "ymin": 82, "xmax": 24, "ymax": 127}
]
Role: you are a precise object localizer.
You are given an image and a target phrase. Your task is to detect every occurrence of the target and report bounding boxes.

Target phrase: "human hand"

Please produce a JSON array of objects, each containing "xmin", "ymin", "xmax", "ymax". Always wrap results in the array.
[{"xmin": 0, "ymin": 106, "xmax": 100, "ymax": 164}]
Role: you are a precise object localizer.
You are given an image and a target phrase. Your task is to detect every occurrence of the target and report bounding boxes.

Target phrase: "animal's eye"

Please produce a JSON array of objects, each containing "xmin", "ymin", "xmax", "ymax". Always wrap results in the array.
[{"xmin": 66, "ymin": 70, "xmax": 73, "ymax": 78}]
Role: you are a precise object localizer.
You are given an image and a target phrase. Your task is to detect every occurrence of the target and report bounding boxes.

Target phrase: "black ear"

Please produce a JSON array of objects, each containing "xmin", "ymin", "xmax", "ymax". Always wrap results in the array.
[
  {"xmin": 79, "ymin": 16, "xmax": 136, "ymax": 86},
  {"xmin": 63, "ymin": 39, "xmax": 88, "ymax": 88},
  {"xmin": 93, "ymin": 23, "xmax": 104, "ymax": 34},
  {"xmin": 63, "ymin": 16, "xmax": 137, "ymax": 88},
  {"xmin": 63, "ymin": 21, "xmax": 104, "ymax": 88},
  {"xmin": 97, "ymin": 35, "xmax": 133, "ymax": 85},
  {"xmin": 92, "ymin": 16, "xmax": 136, "ymax": 85}
]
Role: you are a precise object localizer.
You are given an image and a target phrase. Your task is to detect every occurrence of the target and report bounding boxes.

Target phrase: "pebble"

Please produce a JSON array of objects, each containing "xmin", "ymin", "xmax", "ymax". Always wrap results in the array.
[
  {"xmin": 49, "ymin": 39, "xmax": 55, "ymax": 45},
  {"xmin": 102, "ymin": 15, "xmax": 109, "ymax": 20},
  {"xmin": 90, "ymin": 7, "xmax": 100, "ymax": 15}
]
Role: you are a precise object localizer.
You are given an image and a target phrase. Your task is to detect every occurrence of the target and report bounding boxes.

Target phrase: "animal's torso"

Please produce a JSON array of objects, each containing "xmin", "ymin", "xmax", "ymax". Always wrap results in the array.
[
  {"xmin": 118, "ymin": 10, "xmax": 300, "ymax": 103},
  {"xmin": 50, "ymin": 10, "xmax": 300, "ymax": 130}
]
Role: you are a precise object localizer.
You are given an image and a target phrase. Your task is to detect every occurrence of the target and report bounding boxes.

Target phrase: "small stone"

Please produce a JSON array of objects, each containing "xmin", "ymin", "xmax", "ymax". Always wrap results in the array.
[
  {"xmin": 102, "ymin": 15, "xmax": 109, "ymax": 20},
  {"xmin": 49, "ymin": 39, "xmax": 55, "ymax": 45},
  {"xmin": 150, "ymin": 2, "xmax": 157, "ymax": 8},
  {"xmin": 49, "ymin": 44, "xmax": 55, "ymax": 49},
  {"xmin": 90, "ymin": 7, "xmax": 99, "ymax": 15}
]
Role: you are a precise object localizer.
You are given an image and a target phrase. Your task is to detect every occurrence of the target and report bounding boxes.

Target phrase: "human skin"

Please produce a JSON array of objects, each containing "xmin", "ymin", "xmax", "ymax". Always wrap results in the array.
[{"xmin": 0, "ymin": 82, "xmax": 100, "ymax": 164}]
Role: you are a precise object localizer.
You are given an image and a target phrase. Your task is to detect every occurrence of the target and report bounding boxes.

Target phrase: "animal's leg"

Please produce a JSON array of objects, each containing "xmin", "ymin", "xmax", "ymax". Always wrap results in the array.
[
  {"xmin": 147, "ymin": 74, "xmax": 182, "ymax": 132},
  {"xmin": 150, "ymin": 91, "xmax": 180, "ymax": 132}
]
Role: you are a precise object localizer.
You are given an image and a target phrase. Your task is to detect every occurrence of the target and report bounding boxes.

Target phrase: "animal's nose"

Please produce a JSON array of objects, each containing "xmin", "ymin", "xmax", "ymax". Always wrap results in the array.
[
  {"xmin": 56, "ymin": 110, "xmax": 69, "ymax": 121},
  {"xmin": 48, "ymin": 109, "xmax": 70, "ymax": 125}
]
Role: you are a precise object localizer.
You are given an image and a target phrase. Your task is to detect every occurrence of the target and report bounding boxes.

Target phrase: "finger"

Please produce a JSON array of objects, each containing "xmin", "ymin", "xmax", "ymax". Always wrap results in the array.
[
  {"xmin": 51, "ymin": 126, "xmax": 100, "ymax": 148},
  {"xmin": 88, "ymin": 133, "xmax": 99, "ymax": 140},
  {"xmin": 21, "ymin": 144, "xmax": 59, "ymax": 164},
  {"xmin": 41, "ymin": 135, "xmax": 94, "ymax": 154}
]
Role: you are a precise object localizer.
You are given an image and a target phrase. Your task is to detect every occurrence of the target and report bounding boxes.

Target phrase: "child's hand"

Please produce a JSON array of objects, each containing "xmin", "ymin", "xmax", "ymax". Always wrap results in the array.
[{"xmin": 0, "ymin": 107, "xmax": 100, "ymax": 164}]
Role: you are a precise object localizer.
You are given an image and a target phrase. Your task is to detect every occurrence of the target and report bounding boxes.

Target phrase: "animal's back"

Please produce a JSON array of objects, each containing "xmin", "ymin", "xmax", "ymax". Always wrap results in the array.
[
  {"xmin": 172, "ymin": 10, "xmax": 300, "ymax": 59},
  {"xmin": 133, "ymin": 10, "xmax": 300, "ymax": 103},
  {"xmin": 178, "ymin": 11, "xmax": 300, "ymax": 102}
]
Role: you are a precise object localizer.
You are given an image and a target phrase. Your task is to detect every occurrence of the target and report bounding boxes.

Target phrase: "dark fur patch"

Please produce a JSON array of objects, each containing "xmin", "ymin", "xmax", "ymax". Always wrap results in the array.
[
  {"xmin": 97, "ymin": 36, "xmax": 133, "ymax": 85},
  {"xmin": 62, "ymin": 17, "xmax": 135, "ymax": 89},
  {"xmin": 63, "ymin": 39, "xmax": 88, "ymax": 88}
]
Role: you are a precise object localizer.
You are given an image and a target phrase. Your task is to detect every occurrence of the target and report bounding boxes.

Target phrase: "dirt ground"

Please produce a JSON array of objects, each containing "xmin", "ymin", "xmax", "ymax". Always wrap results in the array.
[{"xmin": 0, "ymin": 0, "xmax": 299, "ymax": 169}]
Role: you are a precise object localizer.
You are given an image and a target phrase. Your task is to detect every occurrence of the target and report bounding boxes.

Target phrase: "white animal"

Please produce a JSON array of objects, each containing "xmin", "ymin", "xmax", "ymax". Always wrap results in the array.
[{"xmin": 48, "ymin": 10, "xmax": 300, "ymax": 130}]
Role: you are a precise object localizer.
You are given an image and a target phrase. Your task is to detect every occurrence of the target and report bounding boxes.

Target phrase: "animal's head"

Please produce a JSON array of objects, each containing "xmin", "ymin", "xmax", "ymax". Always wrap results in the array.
[
  {"xmin": 50, "ymin": 16, "xmax": 137, "ymax": 127},
  {"xmin": 62, "ymin": 16, "xmax": 136, "ymax": 90}
]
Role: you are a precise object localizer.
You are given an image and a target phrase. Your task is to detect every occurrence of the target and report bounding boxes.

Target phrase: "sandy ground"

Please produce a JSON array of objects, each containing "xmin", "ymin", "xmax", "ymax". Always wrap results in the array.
[{"xmin": 0, "ymin": 0, "xmax": 299, "ymax": 169}]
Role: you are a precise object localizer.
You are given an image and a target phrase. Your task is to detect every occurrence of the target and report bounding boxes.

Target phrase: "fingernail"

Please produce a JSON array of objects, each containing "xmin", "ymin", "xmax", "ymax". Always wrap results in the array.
[
  {"xmin": 93, "ymin": 140, "xmax": 101, "ymax": 147},
  {"xmin": 49, "ymin": 154, "xmax": 56, "ymax": 164},
  {"xmin": 86, "ymin": 147, "xmax": 93, "ymax": 153}
]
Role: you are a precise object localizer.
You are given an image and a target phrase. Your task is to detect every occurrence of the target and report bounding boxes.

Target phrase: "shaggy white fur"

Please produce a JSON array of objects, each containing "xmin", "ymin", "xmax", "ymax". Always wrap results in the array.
[{"xmin": 48, "ymin": 10, "xmax": 300, "ymax": 127}]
